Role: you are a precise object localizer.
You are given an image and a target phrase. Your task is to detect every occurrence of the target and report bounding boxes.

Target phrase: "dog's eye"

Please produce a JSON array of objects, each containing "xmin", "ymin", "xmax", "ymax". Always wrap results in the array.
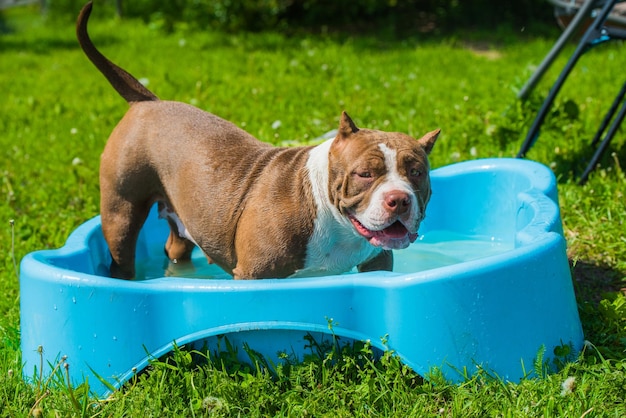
[
  {"xmin": 410, "ymin": 168, "xmax": 422, "ymax": 178},
  {"xmin": 357, "ymin": 171, "xmax": 372, "ymax": 178}
]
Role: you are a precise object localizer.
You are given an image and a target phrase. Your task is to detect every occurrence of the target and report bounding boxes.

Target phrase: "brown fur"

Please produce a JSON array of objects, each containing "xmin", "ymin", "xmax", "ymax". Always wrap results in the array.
[
  {"xmin": 97, "ymin": 101, "xmax": 317, "ymax": 279},
  {"xmin": 77, "ymin": 2, "xmax": 439, "ymax": 280}
]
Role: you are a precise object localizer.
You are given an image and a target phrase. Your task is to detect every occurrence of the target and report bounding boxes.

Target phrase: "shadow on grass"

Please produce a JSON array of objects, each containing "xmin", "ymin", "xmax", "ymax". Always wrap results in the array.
[
  {"xmin": 0, "ymin": 15, "xmax": 9, "ymax": 35},
  {"xmin": 1, "ymin": 36, "xmax": 76, "ymax": 53},
  {"xmin": 0, "ymin": 3, "xmax": 563, "ymax": 59},
  {"xmin": 572, "ymin": 259, "xmax": 626, "ymax": 303},
  {"xmin": 0, "ymin": 31, "xmax": 123, "ymax": 54},
  {"xmin": 571, "ymin": 258, "xmax": 626, "ymax": 360},
  {"xmin": 548, "ymin": 124, "xmax": 626, "ymax": 183}
]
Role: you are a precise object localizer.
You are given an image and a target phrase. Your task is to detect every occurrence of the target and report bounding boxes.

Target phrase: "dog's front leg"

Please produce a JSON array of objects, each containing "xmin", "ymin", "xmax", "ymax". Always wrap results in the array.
[{"xmin": 357, "ymin": 249, "xmax": 393, "ymax": 273}]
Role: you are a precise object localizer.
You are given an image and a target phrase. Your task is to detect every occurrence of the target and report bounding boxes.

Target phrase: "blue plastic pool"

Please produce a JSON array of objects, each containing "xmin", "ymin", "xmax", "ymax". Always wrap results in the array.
[{"xmin": 20, "ymin": 158, "xmax": 584, "ymax": 398}]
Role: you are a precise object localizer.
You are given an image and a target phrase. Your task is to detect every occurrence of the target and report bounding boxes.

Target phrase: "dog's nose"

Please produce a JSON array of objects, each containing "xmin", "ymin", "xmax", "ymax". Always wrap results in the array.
[{"xmin": 383, "ymin": 191, "xmax": 411, "ymax": 215}]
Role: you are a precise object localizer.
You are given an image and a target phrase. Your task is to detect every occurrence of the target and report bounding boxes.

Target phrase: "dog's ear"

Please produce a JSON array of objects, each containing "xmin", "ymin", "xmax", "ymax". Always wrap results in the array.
[
  {"xmin": 417, "ymin": 129, "xmax": 440, "ymax": 155},
  {"xmin": 338, "ymin": 111, "xmax": 359, "ymax": 138}
]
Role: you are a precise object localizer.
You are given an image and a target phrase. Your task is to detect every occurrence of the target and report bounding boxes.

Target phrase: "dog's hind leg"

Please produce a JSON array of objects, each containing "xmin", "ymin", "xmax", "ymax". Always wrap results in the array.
[
  {"xmin": 101, "ymin": 198, "xmax": 152, "ymax": 279},
  {"xmin": 163, "ymin": 220, "xmax": 196, "ymax": 263},
  {"xmin": 158, "ymin": 202, "xmax": 196, "ymax": 264}
]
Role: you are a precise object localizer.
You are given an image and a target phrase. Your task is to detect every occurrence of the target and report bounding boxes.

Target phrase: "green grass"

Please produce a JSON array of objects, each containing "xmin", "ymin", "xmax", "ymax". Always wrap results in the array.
[{"xmin": 1, "ymin": 5, "xmax": 625, "ymax": 417}]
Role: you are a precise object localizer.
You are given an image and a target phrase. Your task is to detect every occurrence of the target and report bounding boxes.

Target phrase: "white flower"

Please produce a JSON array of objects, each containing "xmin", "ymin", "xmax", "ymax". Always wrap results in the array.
[
  {"xmin": 202, "ymin": 396, "xmax": 225, "ymax": 411},
  {"xmin": 271, "ymin": 120, "xmax": 282, "ymax": 130},
  {"xmin": 560, "ymin": 376, "xmax": 576, "ymax": 396}
]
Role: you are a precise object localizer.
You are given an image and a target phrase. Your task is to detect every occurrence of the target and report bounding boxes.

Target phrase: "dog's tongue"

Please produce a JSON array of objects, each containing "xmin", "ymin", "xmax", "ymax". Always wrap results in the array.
[
  {"xmin": 382, "ymin": 221, "xmax": 411, "ymax": 239},
  {"xmin": 350, "ymin": 217, "xmax": 418, "ymax": 244}
]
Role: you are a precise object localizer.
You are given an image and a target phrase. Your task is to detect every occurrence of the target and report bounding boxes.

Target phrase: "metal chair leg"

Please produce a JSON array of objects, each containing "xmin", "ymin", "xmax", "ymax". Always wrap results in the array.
[
  {"xmin": 517, "ymin": 0, "xmax": 619, "ymax": 159},
  {"xmin": 579, "ymin": 91, "xmax": 626, "ymax": 184},
  {"xmin": 517, "ymin": 0, "xmax": 597, "ymax": 101},
  {"xmin": 590, "ymin": 80, "xmax": 626, "ymax": 147}
]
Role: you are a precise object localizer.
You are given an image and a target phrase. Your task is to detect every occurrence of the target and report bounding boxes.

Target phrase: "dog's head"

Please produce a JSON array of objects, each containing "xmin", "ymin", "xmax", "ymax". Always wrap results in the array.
[{"xmin": 328, "ymin": 112, "xmax": 439, "ymax": 250}]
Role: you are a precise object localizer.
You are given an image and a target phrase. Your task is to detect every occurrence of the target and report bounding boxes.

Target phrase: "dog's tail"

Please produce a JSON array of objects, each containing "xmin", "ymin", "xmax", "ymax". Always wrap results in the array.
[{"xmin": 76, "ymin": 2, "xmax": 158, "ymax": 103}]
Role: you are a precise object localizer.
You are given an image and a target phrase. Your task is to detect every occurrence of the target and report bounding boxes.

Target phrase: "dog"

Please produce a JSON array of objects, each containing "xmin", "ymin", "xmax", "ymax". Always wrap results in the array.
[{"xmin": 76, "ymin": 2, "xmax": 440, "ymax": 280}]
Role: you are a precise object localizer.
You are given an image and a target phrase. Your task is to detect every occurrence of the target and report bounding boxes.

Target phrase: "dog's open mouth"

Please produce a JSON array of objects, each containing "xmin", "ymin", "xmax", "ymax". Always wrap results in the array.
[{"xmin": 349, "ymin": 216, "xmax": 418, "ymax": 249}]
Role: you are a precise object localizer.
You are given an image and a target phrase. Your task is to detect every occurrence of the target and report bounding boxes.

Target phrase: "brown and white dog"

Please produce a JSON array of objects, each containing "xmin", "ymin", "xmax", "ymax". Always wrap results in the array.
[{"xmin": 76, "ymin": 2, "xmax": 440, "ymax": 280}]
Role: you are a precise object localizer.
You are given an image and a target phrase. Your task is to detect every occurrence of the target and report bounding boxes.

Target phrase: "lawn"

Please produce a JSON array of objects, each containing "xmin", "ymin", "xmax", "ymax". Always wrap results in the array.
[{"xmin": 1, "ymin": 5, "xmax": 625, "ymax": 417}]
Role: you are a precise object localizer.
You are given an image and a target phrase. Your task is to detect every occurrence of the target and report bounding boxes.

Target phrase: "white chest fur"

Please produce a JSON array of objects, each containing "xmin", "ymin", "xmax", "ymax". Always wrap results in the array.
[{"xmin": 294, "ymin": 139, "xmax": 380, "ymax": 278}]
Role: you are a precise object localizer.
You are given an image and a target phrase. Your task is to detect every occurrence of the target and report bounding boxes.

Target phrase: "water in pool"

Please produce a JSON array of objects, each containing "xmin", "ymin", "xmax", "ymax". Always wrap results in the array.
[{"xmin": 135, "ymin": 231, "xmax": 514, "ymax": 280}]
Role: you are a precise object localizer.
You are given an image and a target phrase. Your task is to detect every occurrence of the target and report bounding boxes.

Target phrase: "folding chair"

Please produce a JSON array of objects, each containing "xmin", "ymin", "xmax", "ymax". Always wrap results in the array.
[{"xmin": 516, "ymin": 0, "xmax": 626, "ymax": 184}]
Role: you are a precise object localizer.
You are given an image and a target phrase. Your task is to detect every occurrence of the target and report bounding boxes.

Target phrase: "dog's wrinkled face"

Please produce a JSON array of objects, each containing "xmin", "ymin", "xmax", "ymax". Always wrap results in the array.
[{"xmin": 328, "ymin": 112, "xmax": 439, "ymax": 250}]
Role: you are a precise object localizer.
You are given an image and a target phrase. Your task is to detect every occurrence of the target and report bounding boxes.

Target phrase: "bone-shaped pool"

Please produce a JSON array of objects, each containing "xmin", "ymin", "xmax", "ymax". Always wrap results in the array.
[{"xmin": 20, "ymin": 158, "xmax": 583, "ymax": 398}]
